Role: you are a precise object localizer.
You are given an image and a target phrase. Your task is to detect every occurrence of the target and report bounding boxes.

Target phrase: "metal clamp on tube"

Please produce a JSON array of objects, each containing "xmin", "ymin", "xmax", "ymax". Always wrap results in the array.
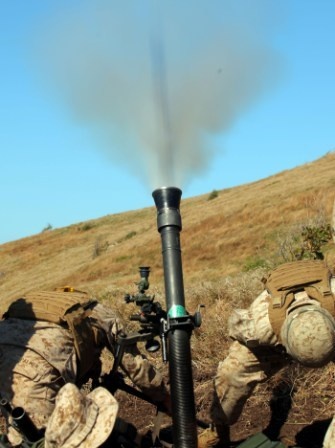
[{"xmin": 152, "ymin": 186, "xmax": 198, "ymax": 448}]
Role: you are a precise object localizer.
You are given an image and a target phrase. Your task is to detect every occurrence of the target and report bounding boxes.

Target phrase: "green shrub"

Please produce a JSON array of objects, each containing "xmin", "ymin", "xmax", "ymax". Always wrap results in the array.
[
  {"xmin": 243, "ymin": 256, "xmax": 270, "ymax": 272},
  {"xmin": 300, "ymin": 223, "xmax": 332, "ymax": 260},
  {"xmin": 207, "ymin": 190, "xmax": 219, "ymax": 201},
  {"xmin": 124, "ymin": 231, "xmax": 137, "ymax": 240},
  {"xmin": 41, "ymin": 223, "xmax": 53, "ymax": 233},
  {"xmin": 80, "ymin": 222, "xmax": 94, "ymax": 231},
  {"xmin": 277, "ymin": 223, "xmax": 332, "ymax": 262}
]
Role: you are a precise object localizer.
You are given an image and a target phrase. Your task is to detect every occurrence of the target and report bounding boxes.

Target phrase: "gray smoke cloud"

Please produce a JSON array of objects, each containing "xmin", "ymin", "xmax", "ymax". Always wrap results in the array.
[{"xmin": 32, "ymin": 0, "xmax": 284, "ymax": 190}]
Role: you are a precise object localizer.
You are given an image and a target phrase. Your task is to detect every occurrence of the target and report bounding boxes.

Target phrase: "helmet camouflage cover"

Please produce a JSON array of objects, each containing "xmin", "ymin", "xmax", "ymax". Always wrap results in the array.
[{"xmin": 281, "ymin": 304, "xmax": 335, "ymax": 367}]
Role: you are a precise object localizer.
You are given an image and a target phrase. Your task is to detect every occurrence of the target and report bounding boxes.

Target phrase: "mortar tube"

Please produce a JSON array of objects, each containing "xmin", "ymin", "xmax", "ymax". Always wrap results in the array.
[
  {"xmin": 11, "ymin": 407, "xmax": 41, "ymax": 443},
  {"xmin": 152, "ymin": 186, "xmax": 198, "ymax": 448}
]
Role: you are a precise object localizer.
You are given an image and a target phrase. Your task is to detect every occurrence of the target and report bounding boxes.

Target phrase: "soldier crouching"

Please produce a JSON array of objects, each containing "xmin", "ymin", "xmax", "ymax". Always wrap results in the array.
[
  {"xmin": 200, "ymin": 259, "xmax": 335, "ymax": 448},
  {"xmin": 0, "ymin": 287, "xmax": 170, "ymax": 446}
]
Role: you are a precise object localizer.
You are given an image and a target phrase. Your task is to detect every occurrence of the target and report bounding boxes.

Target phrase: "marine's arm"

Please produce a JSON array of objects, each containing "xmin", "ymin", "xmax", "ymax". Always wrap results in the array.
[
  {"xmin": 89, "ymin": 303, "xmax": 169, "ymax": 403},
  {"xmin": 211, "ymin": 290, "xmax": 290, "ymax": 425}
]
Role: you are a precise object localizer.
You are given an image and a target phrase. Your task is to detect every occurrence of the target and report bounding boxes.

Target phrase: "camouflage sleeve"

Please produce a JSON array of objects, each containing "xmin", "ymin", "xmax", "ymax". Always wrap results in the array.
[
  {"xmin": 121, "ymin": 347, "xmax": 168, "ymax": 403},
  {"xmin": 90, "ymin": 303, "xmax": 168, "ymax": 402},
  {"xmin": 227, "ymin": 290, "xmax": 278, "ymax": 347},
  {"xmin": 212, "ymin": 340, "xmax": 289, "ymax": 426},
  {"xmin": 212, "ymin": 290, "xmax": 290, "ymax": 426},
  {"xmin": 89, "ymin": 302, "xmax": 125, "ymax": 347}
]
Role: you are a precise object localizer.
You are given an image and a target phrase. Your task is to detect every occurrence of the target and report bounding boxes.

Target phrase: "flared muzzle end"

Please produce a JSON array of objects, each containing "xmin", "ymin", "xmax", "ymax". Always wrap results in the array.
[
  {"xmin": 152, "ymin": 186, "xmax": 182, "ymax": 211},
  {"xmin": 152, "ymin": 187, "xmax": 182, "ymax": 231}
]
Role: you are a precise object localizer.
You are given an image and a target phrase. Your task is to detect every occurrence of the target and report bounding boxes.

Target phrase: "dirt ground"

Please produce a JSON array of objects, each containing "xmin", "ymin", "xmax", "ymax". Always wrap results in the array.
[
  {"xmin": 1, "ymin": 361, "xmax": 333, "ymax": 447},
  {"xmin": 116, "ymin": 364, "xmax": 335, "ymax": 448}
]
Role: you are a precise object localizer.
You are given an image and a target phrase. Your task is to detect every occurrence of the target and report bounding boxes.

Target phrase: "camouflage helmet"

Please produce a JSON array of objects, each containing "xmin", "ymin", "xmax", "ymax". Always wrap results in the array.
[{"xmin": 281, "ymin": 303, "xmax": 335, "ymax": 367}]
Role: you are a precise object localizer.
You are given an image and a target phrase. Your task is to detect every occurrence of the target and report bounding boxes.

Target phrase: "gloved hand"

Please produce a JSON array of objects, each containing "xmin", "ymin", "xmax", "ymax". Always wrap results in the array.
[
  {"xmin": 198, "ymin": 423, "xmax": 230, "ymax": 448},
  {"xmin": 198, "ymin": 427, "xmax": 220, "ymax": 448}
]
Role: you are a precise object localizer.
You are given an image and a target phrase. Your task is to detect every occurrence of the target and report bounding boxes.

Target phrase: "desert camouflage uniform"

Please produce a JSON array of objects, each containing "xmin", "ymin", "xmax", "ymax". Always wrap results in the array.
[
  {"xmin": 0, "ymin": 302, "xmax": 167, "ymax": 445},
  {"xmin": 212, "ymin": 285, "xmax": 335, "ymax": 447},
  {"xmin": 211, "ymin": 290, "xmax": 282, "ymax": 425}
]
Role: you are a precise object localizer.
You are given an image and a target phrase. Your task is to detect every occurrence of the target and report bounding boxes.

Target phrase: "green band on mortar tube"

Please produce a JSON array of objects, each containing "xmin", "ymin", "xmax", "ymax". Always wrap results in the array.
[{"xmin": 168, "ymin": 305, "xmax": 187, "ymax": 318}]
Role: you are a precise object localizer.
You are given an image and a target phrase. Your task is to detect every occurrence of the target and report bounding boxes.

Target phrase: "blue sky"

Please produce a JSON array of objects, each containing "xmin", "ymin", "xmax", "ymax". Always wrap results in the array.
[{"xmin": 1, "ymin": 1, "xmax": 334, "ymax": 244}]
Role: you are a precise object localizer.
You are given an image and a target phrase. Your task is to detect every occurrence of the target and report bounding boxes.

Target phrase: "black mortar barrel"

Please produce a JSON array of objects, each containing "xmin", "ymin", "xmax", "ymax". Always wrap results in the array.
[
  {"xmin": 12, "ymin": 407, "xmax": 41, "ymax": 442},
  {"xmin": 152, "ymin": 186, "xmax": 197, "ymax": 448}
]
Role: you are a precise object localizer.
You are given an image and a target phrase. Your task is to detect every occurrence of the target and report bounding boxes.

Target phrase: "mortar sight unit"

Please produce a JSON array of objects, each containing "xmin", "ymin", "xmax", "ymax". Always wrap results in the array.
[
  {"xmin": 124, "ymin": 266, "xmax": 155, "ymax": 306},
  {"xmin": 124, "ymin": 267, "xmax": 167, "ymax": 353}
]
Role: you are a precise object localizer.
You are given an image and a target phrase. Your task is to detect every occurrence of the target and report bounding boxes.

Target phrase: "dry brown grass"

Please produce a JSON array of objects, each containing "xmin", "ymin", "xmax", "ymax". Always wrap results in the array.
[
  {"xmin": 1, "ymin": 152, "xmax": 334, "ymax": 304},
  {"xmin": 1, "ymin": 151, "xmax": 335, "ymax": 445}
]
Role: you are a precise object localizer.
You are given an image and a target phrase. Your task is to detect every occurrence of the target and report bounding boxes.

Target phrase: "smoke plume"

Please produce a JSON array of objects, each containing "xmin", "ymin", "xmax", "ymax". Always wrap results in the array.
[{"xmin": 32, "ymin": 0, "xmax": 284, "ymax": 190}]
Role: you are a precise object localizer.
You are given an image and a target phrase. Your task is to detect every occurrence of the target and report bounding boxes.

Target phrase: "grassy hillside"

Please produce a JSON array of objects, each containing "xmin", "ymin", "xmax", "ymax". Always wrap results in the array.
[
  {"xmin": 1, "ymin": 151, "xmax": 334, "ymax": 305},
  {"xmin": 1, "ymin": 151, "xmax": 335, "ymax": 446}
]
